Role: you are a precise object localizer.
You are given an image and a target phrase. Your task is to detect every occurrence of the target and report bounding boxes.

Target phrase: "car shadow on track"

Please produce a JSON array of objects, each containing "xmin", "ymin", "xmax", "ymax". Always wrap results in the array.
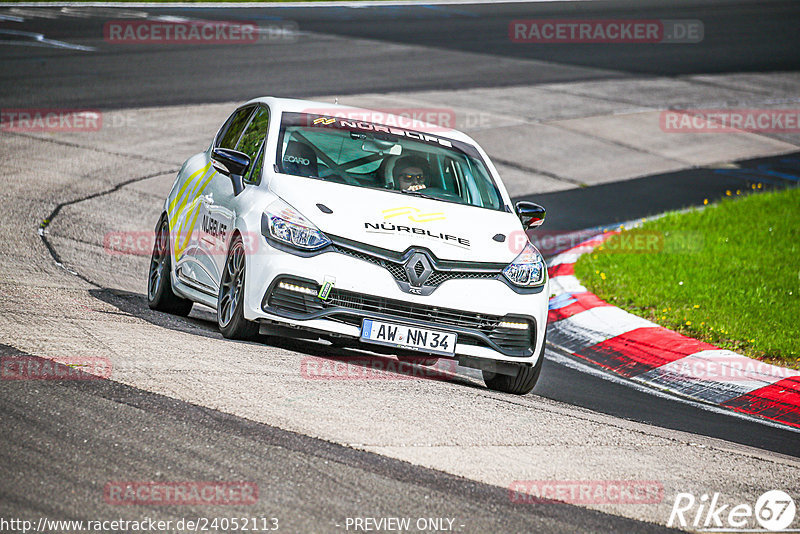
[{"xmin": 88, "ymin": 288, "xmax": 484, "ymax": 390}]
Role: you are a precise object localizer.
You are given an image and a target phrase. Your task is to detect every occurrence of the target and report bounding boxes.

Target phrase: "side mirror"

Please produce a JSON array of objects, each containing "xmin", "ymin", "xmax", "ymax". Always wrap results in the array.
[
  {"xmin": 211, "ymin": 148, "xmax": 250, "ymax": 196},
  {"xmin": 515, "ymin": 201, "xmax": 546, "ymax": 230}
]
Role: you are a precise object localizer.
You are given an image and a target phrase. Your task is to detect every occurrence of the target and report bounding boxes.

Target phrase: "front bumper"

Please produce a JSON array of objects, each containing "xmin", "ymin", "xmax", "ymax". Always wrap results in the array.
[{"xmin": 243, "ymin": 240, "xmax": 549, "ymax": 364}]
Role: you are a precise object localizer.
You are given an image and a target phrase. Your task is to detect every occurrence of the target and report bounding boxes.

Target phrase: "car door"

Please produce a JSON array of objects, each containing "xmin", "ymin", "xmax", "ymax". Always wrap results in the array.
[
  {"xmin": 197, "ymin": 105, "xmax": 271, "ymax": 292},
  {"xmin": 175, "ymin": 105, "xmax": 255, "ymax": 294}
]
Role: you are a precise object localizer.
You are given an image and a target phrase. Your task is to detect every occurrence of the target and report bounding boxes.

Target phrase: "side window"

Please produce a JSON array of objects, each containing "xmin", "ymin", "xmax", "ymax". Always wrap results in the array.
[
  {"xmin": 443, "ymin": 158, "xmax": 467, "ymax": 200},
  {"xmin": 216, "ymin": 106, "xmax": 255, "ymax": 149},
  {"xmin": 246, "ymin": 145, "xmax": 265, "ymax": 185},
  {"xmin": 236, "ymin": 107, "xmax": 270, "ymax": 185},
  {"xmin": 236, "ymin": 108, "xmax": 269, "ymax": 160}
]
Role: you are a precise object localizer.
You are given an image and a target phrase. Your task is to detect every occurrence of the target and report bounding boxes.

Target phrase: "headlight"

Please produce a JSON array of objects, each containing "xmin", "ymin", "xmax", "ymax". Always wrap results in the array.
[
  {"xmin": 503, "ymin": 242, "xmax": 546, "ymax": 287},
  {"xmin": 263, "ymin": 200, "xmax": 331, "ymax": 251}
]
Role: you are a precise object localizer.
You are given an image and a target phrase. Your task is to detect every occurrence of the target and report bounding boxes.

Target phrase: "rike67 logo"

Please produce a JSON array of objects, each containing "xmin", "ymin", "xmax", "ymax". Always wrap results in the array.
[{"xmin": 668, "ymin": 490, "xmax": 797, "ymax": 532}]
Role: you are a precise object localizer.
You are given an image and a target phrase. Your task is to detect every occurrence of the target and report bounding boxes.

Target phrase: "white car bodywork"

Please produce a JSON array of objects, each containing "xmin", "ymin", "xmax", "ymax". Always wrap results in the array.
[{"xmin": 159, "ymin": 97, "xmax": 549, "ymax": 381}]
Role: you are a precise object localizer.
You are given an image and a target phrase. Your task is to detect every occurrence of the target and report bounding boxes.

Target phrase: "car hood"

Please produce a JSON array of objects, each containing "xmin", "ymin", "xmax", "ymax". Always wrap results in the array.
[{"xmin": 269, "ymin": 176, "xmax": 524, "ymax": 263}]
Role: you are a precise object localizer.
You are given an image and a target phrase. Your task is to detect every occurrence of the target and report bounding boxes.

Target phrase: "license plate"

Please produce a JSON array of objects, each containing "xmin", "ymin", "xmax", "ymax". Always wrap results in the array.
[{"xmin": 360, "ymin": 319, "xmax": 457, "ymax": 356}]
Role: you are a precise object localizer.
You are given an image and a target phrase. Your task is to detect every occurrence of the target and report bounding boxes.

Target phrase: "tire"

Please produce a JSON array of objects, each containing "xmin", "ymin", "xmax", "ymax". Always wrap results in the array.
[
  {"xmin": 217, "ymin": 235, "xmax": 259, "ymax": 340},
  {"xmin": 148, "ymin": 215, "xmax": 193, "ymax": 316},
  {"xmin": 397, "ymin": 355, "xmax": 439, "ymax": 366},
  {"xmin": 482, "ymin": 333, "xmax": 545, "ymax": 395}
]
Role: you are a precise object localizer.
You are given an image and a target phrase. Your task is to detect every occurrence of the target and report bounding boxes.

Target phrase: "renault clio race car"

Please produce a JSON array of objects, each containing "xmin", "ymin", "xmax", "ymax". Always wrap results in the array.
[{"xmin": 148, "ymin": 97, "xmax": 549, "ymax": 394}]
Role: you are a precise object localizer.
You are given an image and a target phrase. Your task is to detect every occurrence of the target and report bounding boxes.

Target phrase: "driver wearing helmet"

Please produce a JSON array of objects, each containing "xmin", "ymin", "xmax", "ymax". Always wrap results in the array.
[{"xmin": 392, "ymin": 155, "xmax": 430, "ymax": 192}]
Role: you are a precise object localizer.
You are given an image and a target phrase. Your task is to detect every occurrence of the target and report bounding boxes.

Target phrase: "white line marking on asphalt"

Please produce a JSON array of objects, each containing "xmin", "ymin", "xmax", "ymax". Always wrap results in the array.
[
  {"xmin": 59, "ymin": 7, "xmax": 100, "ymax": 18},
  {"xmin": 0, "ymin": 29, "xmax": 95, "ymax": 51},
  {"xmin": 8, "ymin": 7, "xmax": 59, "ymax": 18},
  {"xmin": 152, "ymin": 15, "xmax": 190, "ymax": 22}
]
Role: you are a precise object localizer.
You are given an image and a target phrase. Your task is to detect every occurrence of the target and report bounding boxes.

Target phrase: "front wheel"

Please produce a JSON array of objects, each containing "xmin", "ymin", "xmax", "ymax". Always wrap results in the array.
[
  {"xmin": 148, "ymin": 215, "xmax": 193, "ymax": 316},
  {"xmin": 482, "ymin": 333, "xmax": 545, "ymax": 395},
  {"xmin": 217, "ymin": 235, "xmax": 259, "ymax": 340}
]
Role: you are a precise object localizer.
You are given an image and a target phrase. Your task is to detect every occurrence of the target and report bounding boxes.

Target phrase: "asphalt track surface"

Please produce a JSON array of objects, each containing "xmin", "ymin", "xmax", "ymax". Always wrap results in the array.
[
  {"xmin": 1, "ymin": 1, "xmax": 799, "ymax": 532},
  {"xmin": 1, "ymin": 0, "xmax": 799, "ymax": 108},
  {"xmin": 2, "ymin": 346, "xmax": 670, "ymax": 533}
]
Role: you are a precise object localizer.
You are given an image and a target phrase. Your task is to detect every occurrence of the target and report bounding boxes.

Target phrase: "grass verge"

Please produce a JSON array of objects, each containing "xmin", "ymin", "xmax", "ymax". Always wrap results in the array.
[{"xmin": 574, "ymin": 187, "xmax": 800, "ymax": 368}]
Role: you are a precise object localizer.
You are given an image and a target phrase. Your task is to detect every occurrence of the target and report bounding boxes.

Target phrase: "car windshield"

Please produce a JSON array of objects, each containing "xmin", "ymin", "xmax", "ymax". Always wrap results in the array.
[{"xmin": 276, "ymin": 112, "xmax": 504, "ymax": 211}]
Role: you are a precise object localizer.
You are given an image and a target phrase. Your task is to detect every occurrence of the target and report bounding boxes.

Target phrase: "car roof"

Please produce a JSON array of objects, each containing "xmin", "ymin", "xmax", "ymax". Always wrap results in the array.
[{"xmin": 241, "ymin": 96, "xmax": 476, "ymax": 145}]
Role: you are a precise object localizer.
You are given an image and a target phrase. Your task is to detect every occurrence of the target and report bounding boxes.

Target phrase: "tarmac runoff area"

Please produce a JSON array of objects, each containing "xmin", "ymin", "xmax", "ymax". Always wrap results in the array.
[{"xmin": 1, "ymin": 73, "xmax": 800, "ymax": 527}]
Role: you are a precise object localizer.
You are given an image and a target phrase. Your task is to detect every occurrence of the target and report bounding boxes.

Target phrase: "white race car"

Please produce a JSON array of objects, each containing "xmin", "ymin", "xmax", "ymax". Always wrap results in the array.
[{"xmin": 148, "ymin": 97, "xmax": 549, "ymax": 394}]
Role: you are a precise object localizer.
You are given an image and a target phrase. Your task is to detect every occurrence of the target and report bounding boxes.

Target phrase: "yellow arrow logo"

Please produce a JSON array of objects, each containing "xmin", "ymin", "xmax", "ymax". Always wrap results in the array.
[{"xmin": 382, "ymin": 206, "xmax": 446, "ymax": 223}]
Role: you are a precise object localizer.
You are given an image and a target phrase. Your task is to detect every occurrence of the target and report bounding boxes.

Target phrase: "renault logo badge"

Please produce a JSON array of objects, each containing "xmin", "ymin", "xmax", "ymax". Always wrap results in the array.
[{"xmin": 404, "ymin": 252, "xmax": 433, "ymax": 287}]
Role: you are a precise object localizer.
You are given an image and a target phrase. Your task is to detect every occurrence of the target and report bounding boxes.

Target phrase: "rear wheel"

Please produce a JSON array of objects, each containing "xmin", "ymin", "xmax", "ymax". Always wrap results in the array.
[
  {"xmin": 148, "ymin": 216, "xmax": 193, "ymax": 316},
  {"xmin": 482, "ymin": 333, "xmax": 545, "ymax": 395},
  {"xmin": 218, "ymin": 235, "xmax": 259, "ymax": 340}
]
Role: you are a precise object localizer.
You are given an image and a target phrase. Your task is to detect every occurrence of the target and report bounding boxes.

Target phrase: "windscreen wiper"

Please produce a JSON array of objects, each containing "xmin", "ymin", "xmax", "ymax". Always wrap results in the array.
[
  {"xmin": 399, "ymin": 189, "xmax": 439, "ymax": 201},
  {"xmin": 398, "ymin": 188, "xmax": 461, "ymax": 205}
]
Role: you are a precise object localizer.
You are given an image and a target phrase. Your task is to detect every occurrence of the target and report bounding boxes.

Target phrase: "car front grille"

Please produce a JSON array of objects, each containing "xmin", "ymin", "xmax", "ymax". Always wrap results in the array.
[
  {"xmin": 331, "ymin": 243, "xmax": 499, "ymax": 288},
  {"xmin": 264, "ymin": 277, "xmax": 534, "ymax": 355},
  {"xmin": 425, "ymin": 270, "xmax": 497, "ymax": 286}
]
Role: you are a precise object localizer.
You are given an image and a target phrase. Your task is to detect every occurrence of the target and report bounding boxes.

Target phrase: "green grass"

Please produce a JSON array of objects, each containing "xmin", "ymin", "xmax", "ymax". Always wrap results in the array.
[{"xmin": 574, "ymin": 186, "xmax": 800, "ymax": 368}]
